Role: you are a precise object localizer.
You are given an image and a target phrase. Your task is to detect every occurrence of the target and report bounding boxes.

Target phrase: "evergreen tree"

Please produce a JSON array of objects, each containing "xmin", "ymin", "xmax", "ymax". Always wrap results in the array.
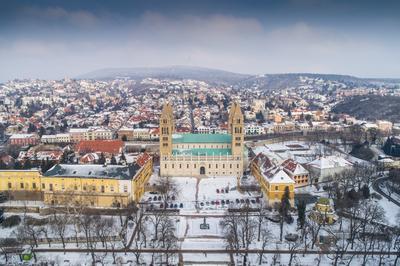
[
  {"xmin": 110, "ymin": 154, "xmax": 117, "ymax": 165},
  {"xmin": 27, "ymin": 123, "xmax": 36, "ymax": 133},
  {"xmin": 38, "ymin": 127, "xmax": 46, "ymax": 137},
  {"xmin": 297, "ymin": 200, "xmax": 306, "ymax": 229},
  {"xmin": 98, "ymin": 153, "xmax": 106, "ymax": 165},
  {"xmin": 60, "ymin": 150, "xmax": 69, "ymax": 164},
  {"xmin": 14, "ymin": 161, "xmax": 22, "ymax": 169},
  {"xmin": 280, "ymin": 186, "xmax": 291, "ymax": 219},
  {"xmin": 119, "ymin": 152, "xmax": 126, "ymax": 164},
  {"xmin": 23, "ymin": 158, "xmax": 32, "ymax": 169},
  {"xmin": 361, "ymin": 184, "xmax": 370, "ymax": 199},
  {"xmin": 0, "ymin": 159, "xmax": 7, "ymax": 169}
]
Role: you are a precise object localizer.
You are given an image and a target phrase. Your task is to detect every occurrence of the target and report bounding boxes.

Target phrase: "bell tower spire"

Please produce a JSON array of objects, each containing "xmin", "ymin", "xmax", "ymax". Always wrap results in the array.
[
  {"xmin": 229, "ymin": 102, "xmax": 244, "ymax": 156},
  {"xmin": 160, "ymin": 102, "xmax": 174, "ymax": 156}
]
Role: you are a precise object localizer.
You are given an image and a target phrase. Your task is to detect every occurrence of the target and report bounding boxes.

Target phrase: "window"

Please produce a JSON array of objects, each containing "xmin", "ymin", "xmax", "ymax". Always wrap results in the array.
[
  {"xmin": 32, "ymin": 183, "xmax": 36, "ymax": 189},
  {"xmin": 275, "ymin": 186, "xmax": 278, "ymax": 190},
  {"xmin": 163, "ymin": 143, "xmax": 168, "ymax": 147},
  {"xmin": 74, "ymin": 185, "xmax": 78, "ymax": 190},
  {"xmin": 123, "ymin": 185, "xmax": 128, "ymax": 193},
  {"xmin": 223, "ymin": 164, "xmax": 225, "ymax": 169},
  {"xmin": 165, "ymin": 164, "xmax": 167, "ymax": 169},
  {"xmin": 237, "ymin": 164, "xmax": 240, "ymax": 168},
  {"xmin": 83, "ymin": 186, "xmax": 86, "ymax": 191},
  {"xmin": 42, "ymin": 183, "xmax": 45, "ymax": 189},
  {"xmin": 8, "ymin": 182, "xmax": 12, "ymax": 189},
  {"xmin": 179, "ymin": 164, "xmax": 182, "ymax": 169},
  {"xmin": 172, "ymin": 164, "xmax": 174, "ymax": 169},
  {"xmin": 20, "ymin": 183, "xmax": 24, "ymax": 189},
  {"xmin": 187, "ymin": 164, "xmax": 189, "ymax": 168},
  {"xmin": 101, "ymin": 185, "xmax": 105, "ymax": 193},
  {"xmin": 235, "ymin": 143, "xmax": 241, "ymax": 147},
  {"xmin": 230, "ymin": 164, "xmax": 232, "ymax": 169},
  {"xmin": 92, "ymin": 186, "xmax": 96, "ymax": 191},
  {"xmin": 216, "ymin": 164, "xmax": 218, "ymax": 169},
  {"xmin": 61, "ymin": 184, "xmax": 65, "ymax": 190},
  {"xmin": 49, "ymin": 184, "xmax": 53, "ymax": 191},
  {"xmin": 194, "ymin": 164, "xmax": 196, "ymax": 168},
  {"xmin": 110, "ymin": 185, "xmax": 114, "ymax": 192}
]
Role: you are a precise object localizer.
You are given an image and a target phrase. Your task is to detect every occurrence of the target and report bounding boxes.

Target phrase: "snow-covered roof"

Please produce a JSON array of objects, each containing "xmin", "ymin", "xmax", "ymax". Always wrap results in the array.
[
  {"xmin": 307, "ymin": 155, "xmax": 353, "ymax": 170},
  {"xmin": 264, "ymin": 168, "xmax": 295, "ymax": 184}
]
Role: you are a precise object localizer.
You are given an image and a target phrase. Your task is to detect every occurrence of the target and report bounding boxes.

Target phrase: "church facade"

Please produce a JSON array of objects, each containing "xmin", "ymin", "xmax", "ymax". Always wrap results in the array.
[{"xmin": 159, "ymin": 102, "xmax": 245, "ymax": 178}]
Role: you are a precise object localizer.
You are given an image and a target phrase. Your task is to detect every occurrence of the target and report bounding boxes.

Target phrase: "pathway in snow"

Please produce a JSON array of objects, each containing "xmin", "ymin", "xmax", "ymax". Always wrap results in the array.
[
  {"xmin": 178, "ymin": 217, "xmax": 190, "ymax": 265},
  {"xmin": 195, "ymin": 176, "xmax": 201, "ymax": 213}
]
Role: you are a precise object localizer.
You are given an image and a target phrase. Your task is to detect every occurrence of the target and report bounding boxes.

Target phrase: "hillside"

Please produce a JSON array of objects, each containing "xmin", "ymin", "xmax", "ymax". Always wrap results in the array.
[
  {"xmin": 77, "ymin": 66, "xmax": 251, "ymax": 85},
  {"xmin": 332, "ymin": 95, "xmax": 400, "ymax": 122},
  {"xmin": 78, "ymin": 66, "xmax": 400, "ymax": 90}
]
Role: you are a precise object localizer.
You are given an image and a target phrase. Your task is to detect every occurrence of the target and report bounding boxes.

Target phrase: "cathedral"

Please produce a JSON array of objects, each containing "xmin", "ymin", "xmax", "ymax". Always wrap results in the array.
[{"xmin": 159, "ymin": 102, "xmax": 245, "ymax": 178}]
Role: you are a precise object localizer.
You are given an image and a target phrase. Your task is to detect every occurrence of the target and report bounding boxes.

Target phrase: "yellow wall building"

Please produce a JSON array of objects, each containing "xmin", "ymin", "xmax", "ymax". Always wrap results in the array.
[
  {"xmin": 310, "ymin": 197, "xmax": 336, "ymax": 224},
  {"xmin": 0, "ymin": 153, "xmax": 152, "ymax": 208},
  {"xmin": 251, "ymin": 153, "xmax": 295, "ymax": 206}
]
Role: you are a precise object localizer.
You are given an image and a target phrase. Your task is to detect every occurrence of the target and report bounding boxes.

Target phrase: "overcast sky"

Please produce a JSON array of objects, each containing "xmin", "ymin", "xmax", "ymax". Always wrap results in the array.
[{"xmin": 0, "ymin": 0, "xmax": 399, "ymax": 81}]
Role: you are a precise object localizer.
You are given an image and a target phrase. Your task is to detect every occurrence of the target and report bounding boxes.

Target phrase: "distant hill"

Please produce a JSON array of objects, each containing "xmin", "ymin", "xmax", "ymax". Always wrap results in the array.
[
  {"xmin": 77, "ymin": 66, "xmax": 251, "ymax": 85},
  {"xmin": 77, "ymin": 66, "xmax": 400, "ymax": 90},
  {"xmin": 332, "ymin": 95, "xmax": 400, "ymax": 122}
]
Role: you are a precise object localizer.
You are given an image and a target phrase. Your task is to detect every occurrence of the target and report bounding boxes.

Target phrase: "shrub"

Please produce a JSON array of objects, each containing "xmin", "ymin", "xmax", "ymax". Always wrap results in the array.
[
  {"xmin": 25, "ymin": 216, "xmax": 49, "ymax": 226},
  {"xmin": 1, "ymin": 215, "xmax": 21, "ymax": 228}
]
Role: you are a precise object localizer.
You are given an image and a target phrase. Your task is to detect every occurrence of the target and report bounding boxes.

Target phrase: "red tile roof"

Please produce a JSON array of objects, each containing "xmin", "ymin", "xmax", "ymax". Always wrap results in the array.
[
  {"xmin": 136, "ymin": 152, "xmax": 151, "ymax": 167},
  {"xmin": 76, "ymin": 140, "xmax": 124, "ymax": 155}
]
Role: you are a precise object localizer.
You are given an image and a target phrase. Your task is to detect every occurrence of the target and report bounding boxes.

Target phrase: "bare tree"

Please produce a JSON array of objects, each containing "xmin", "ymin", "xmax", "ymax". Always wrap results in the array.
[
  {"xmin": 49, "ymin": 211, "xmax": 70, "ymax": 251},
  {"xmin": 0, "ymin": 238, "xmax": 21, "ymax": 264},
  {"xmin": 78, "ymin": 214, "xmax": 98, "ymax": 264},
  {"xmin": 154, "ymin": 177, "xmax": 179, "ymax": 209},
  {"xmin": 306, "ymin": 215, "xmax": 323, "ymax": 250},
  {"xmin": 287, "ymin": 239, "xmax": 302, "ymax": 266},
  {"xmin": 220, "ymin": 203, "xmax": 258, "ymax": 266},
  {"xmin": 257, "ymin": 220, "xmax": 271, "ymax": 265}
]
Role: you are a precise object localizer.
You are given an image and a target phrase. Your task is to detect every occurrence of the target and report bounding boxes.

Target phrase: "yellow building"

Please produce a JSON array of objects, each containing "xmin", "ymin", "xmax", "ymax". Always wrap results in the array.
[
  {"xmin": 0, "ymin": 169, "xmax": 42, "ymax": 200},
  {"xmin": 310, "ymin": 197, "xmax": 336, "ymax": 224},
  {"xmin": 251, "ymin": 153, "xmax": 295, "ymax": 206},
  {"xmin": 0, "ymin": 153, "xmax": 153, "ymax": 208}
]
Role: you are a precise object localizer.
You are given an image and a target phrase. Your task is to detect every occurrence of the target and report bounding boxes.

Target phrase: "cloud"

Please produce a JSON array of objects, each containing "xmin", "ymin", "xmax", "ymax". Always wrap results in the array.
[
  {"xmin": 22, "ymin": 6, "xmax": 99, "ymax": 27},
  {"xmin": 0, "ymin": 11, "xmax": 399, "ymax": 81}
]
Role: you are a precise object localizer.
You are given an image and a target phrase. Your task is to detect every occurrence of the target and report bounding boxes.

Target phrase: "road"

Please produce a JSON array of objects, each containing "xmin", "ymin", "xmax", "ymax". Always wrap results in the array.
[
  {"xmin": 373, "ymin": 177, "xmax": 400, "ymax": 207},
  {"xmin": 29, "ymin": 247, "xmax": 400, "ymax": 256}
]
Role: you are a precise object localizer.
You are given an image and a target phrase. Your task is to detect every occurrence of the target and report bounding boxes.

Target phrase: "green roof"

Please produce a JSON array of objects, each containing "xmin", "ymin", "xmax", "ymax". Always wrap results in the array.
[
  {"xmin": 173, "ymin": 133, "xmax": 231, "ymax": 144},
  {"xmin": 317, "ymin": 197, "xmax": 330, "ymax": 205},
  {"xmin": 172, "ymin": 148, "xmax": 232, "ymax": 156}
]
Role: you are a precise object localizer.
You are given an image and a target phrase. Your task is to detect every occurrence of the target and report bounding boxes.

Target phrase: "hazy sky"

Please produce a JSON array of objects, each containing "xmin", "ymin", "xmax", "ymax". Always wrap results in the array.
[{"xmin": 1, "ymin": 0, "xmax": 400, "ymax": 81}]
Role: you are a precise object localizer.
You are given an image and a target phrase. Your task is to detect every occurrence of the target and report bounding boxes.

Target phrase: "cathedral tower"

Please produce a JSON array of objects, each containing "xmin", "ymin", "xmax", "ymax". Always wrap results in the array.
[
  {"xmin": 229, "ymin": 102, "xmax": 244, "ymax": 156},
  {"xmin": 159, "ymin": 102, "xmax": 174, "ymax": 156}
]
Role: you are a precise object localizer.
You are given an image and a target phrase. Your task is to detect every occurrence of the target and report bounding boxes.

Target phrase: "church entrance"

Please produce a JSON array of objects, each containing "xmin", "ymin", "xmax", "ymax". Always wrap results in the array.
[{"xmin": 200, "ymin": 166, "xmax": 206, "ymax": 175}]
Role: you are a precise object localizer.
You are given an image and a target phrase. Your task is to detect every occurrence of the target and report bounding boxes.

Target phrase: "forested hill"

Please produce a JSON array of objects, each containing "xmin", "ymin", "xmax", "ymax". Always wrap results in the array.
[{"xmin": 332, "ymin": 95, "xmax": 400, "ymax": 122}]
